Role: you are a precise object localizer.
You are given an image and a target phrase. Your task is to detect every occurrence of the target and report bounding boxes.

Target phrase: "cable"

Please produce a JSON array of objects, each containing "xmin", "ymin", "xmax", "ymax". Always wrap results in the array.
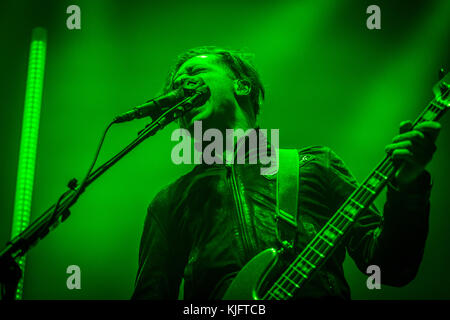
[{"xmin": 47, "ymin": 121, "xmax": 115, "ymax": 232}]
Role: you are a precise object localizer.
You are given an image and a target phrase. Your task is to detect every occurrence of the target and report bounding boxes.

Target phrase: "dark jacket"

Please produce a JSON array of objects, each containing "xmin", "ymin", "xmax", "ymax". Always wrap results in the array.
[{"xmin": 131, "ymin": 146, "xmax": 431, "ymax": 299}]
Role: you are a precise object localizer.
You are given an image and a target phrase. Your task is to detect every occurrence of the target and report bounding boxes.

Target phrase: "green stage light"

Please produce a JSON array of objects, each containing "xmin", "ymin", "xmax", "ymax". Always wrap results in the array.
[{"xmin": 11, "ymin": 27, "xmax": 47, "ymax": 300}]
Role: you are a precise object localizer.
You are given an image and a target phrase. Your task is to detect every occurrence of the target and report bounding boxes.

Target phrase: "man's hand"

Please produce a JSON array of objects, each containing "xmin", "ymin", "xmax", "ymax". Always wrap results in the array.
[{"xmin": 385, "ymin": 120, "xmax": 441, "ymax": 188}]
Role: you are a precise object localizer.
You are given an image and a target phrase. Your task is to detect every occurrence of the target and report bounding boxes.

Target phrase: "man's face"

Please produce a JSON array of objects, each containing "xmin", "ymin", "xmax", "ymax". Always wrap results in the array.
[{"xmin": 173, "ymin": 55, "xmax": 239, "ymax": 133}]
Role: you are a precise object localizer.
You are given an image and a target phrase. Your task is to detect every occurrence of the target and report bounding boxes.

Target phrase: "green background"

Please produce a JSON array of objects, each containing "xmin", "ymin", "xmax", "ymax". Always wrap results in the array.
[{"xmin": 0, "ymin": 0, "xmax": 449, "ymax": 299}]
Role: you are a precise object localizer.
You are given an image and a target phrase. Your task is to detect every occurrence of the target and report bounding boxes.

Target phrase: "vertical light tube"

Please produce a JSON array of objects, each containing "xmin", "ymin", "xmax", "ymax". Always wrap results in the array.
[{"xmin": 11, "ymin": 27, "xmax": 47, "ymax": 300}]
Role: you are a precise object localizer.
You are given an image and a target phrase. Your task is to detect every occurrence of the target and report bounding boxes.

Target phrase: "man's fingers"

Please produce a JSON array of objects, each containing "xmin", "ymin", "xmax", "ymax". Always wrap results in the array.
[
  {"xmin": 413, "ymin": 121, "xmax": 441, "ymax": 142},
  {"xmin": 399, "ymin": 120, "xmax": 413, "ymax": 134},
  {"xmin": 392, "ymin": 130, "xmax": 425, "ymax": 143},
  {"xmin": 385, "ymin": 140, "xmax": 413, "ymax": 154},
  {"xmin": 388, "ymin": 120, "xmax": 440, "ymax": 172},
  {"xmin": 414, "ymin": 121, "xmax": 441, "ymax": 130},
  {"xmin": 386, "ymin": 138, "xmax": 435, "ymax": 166},
  {"xmin": 390, "ymin": 148, "xmax": 415, "ymax": 164}
]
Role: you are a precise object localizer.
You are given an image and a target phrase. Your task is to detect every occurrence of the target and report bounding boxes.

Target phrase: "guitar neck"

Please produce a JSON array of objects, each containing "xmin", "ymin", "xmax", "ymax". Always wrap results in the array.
[{"xmin": 264, "ymin": 93, "xmax": 449, "ymax": 300}]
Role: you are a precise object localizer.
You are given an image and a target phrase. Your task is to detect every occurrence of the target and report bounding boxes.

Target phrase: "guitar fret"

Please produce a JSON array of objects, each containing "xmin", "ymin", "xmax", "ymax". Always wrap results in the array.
[
  {"xmin": 292, "ymin": 266, "xmax": 308, "ymax": 279},
  {"xmin": 374, "ymin": 170, "xmax": 388, "ymax": 180},
  {"xmin": 329, "ymin": 224, "xmax": 343, "ymax": 235},
  {"xmin": 268, "ymin": 291, "xmax": 279, "ymax": 299},
  {"xmin": 282, "ymin": 274, "xmax": 300, "ymax": 288},
  {"xmin": 319, "ymin": 234, "xmax": 334, "ymax": 247},
  {"xmin": 340, "ymin": 210, "xmax": 354, "ymax": 222},
  {"xmin": 431, "ymin": 101, "xmax": 444, "ymax": 110},
  {"xmin": 351, "ymin": 198, "xmax": 364, "ymax": 209},
  {"xmin": 300, "ymin": 256, "xmax": 317, "ymax": 268},
  {"xmin": 362, "ymin": 184, "xmax": 376, "ymax": 195},
  {"xmin": 275, "ymin": 283, "xmax": 293, "ymax": 298},
  {"xmin": 310, "ymin": 246, "xmax": 324, "ymax": 258}
]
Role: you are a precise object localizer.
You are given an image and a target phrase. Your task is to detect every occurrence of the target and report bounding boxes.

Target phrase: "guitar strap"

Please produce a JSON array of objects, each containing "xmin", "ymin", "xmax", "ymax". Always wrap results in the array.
[{"xmin": 276, "ymin": 149, "xmax": 302, "ymax": 249}]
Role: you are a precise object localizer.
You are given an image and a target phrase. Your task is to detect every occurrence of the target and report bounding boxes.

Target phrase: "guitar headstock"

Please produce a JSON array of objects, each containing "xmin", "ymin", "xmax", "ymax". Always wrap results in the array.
[{"xmin": 433, "ymin": 68, "xmax": 450, "ymax": 108}]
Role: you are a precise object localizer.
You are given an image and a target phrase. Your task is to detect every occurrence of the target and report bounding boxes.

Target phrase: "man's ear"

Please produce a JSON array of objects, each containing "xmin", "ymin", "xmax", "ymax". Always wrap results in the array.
[{"xmin": 233, "ymin": 79, "xmax": 251, "ymax": 96}]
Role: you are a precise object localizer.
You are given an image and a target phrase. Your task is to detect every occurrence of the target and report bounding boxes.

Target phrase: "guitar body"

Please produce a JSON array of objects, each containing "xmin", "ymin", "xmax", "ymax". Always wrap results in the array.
[{"xmin": 222, "ymin": 248, "xmax": 280, "ymax": 300}]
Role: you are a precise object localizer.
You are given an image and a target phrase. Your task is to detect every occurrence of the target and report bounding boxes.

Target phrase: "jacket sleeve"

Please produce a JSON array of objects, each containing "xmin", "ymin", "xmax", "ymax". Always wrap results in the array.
[
  {"xmin": 131, "ymin": 188, "xmax": 185, "ymax": 299},
  {"xmin": 325, "ymin": 148, "xmax": 431, "ymax": 287}
]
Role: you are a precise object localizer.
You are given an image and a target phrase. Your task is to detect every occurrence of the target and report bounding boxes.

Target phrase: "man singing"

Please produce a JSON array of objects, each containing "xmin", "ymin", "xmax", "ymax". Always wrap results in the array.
[{"xmin": 131, "ymin": 46, "xmax": 440, "ymax": 299}]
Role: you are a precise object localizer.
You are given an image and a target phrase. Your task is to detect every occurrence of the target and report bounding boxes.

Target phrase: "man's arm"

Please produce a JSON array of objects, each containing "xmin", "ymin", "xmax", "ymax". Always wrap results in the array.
[
  {"xmin": 326, "ymin": 148, "xmax": 432, "ymax": 286},
  {"xmin": 328, "ymin": 120, "xmax": 439, "ymax": 286},
  {"xmin": 131, "ymin": 188, "xmax": 185, "ymax": 299}
]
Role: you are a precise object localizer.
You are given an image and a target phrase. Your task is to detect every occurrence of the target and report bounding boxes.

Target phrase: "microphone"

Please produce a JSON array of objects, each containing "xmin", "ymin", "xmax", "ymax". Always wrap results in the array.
[{"xmin": 113, "ymin": 78, "xmax": 209, "ymax": 123}]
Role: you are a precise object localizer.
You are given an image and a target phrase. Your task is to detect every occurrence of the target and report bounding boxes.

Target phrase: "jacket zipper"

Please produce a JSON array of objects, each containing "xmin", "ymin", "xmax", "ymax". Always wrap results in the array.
[{"xmin": 227, "ymin": 164, "xmax": 255, "ymax": 261}]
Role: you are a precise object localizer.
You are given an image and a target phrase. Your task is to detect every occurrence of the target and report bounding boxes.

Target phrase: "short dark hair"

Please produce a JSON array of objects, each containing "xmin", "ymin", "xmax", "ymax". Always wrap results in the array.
[{"xmin": 164, "ymin": 46, "xmax": 265, "ymax": 119}]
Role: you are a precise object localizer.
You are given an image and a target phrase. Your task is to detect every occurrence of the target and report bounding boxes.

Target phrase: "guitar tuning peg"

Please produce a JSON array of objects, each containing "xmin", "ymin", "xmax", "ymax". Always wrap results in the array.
[{"xmin": 439, "ymin": 68, "xmax": 446, "ymax": 80}]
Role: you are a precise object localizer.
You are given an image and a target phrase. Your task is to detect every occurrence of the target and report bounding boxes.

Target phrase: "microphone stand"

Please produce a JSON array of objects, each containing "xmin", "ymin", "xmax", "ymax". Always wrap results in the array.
[{"xmin": 0, "ymin": 89, "xmax": 207, "ymax": 300}]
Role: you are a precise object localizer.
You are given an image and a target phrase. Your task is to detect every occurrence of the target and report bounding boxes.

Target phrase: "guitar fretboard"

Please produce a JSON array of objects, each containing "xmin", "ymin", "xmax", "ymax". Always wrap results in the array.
[{"xmin": 264, "ymin": 91, "xmax": 449, "ymax": 300}]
